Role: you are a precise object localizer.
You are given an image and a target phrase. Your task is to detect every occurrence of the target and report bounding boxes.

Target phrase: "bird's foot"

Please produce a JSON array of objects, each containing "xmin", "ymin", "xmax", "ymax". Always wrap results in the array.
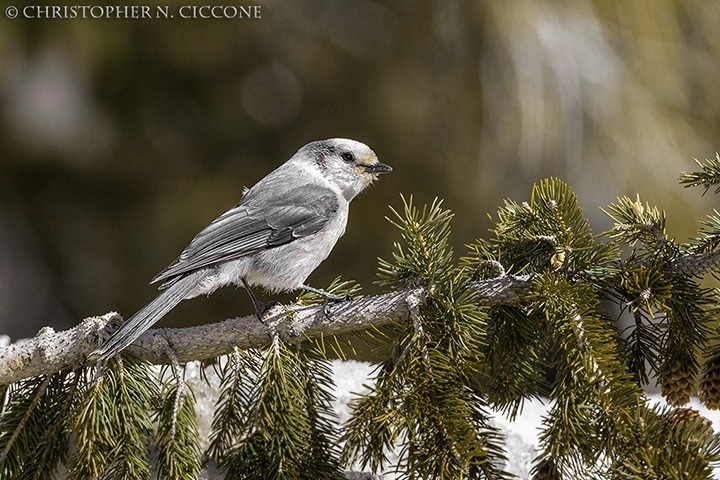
[
  {"xmin": 322, "ymin": 303, "xmax": 335, "ymax": 320},
  {"xmin": 300, "ymin": 284, "xmax": 351, "ymax": 303},
  {"xmin": 321, "ymin": 297, "xmax": 352, "ymax": 320},
  {"xmin": 322, "ymin": 292, "xmax": 353, "ymax": 303},
  {"xmin": 254, "ymin": 300, "xmax": 282, "ymax": 323},
  {"xmin": 300, "ymin": 284, "xmax": 352, "ymax": 320}
]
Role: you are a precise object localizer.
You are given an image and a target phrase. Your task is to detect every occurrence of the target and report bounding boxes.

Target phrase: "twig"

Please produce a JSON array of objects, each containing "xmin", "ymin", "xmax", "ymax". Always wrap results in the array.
[{"xmin": 162, "ymin": 339, "xmax": 185, "ymax": 439}]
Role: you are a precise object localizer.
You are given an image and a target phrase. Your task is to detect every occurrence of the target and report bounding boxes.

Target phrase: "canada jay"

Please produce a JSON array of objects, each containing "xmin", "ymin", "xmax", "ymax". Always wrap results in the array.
[{"xmin": 89, "ymin": 138, "xmax": 391, "ymax": 361}]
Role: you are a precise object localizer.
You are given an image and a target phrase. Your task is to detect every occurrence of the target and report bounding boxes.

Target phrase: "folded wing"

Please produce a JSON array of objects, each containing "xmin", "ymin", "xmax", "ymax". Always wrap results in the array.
[{"xmin": 152, "ymin": 183, "xmax": 339, "ymax": 286}]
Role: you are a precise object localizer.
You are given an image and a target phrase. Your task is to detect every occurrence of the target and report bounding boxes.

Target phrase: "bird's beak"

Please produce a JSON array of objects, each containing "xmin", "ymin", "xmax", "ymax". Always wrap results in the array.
[{"xmin": 364, "ymin": 162, "xmax": 392, "ymax": 174}]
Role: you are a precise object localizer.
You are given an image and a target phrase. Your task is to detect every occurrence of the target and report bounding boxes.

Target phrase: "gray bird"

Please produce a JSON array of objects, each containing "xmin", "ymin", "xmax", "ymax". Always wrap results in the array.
[{"xmin": 89, "ymin": 138, "xmax": 391, "ymax": 361}]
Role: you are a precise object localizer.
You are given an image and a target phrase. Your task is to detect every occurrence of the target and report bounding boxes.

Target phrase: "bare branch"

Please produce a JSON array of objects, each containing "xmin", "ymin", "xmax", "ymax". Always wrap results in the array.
[
  {"xmin": 0, "ymin": 275, "xmax": 533, "ymax": 385},
  {"xmin": 667, "ymin": 250, "xmax": 720, "ymax": 277},
  {"xmin": 470, "ymin": 275, "xmax": 533, "ymax": 303}
]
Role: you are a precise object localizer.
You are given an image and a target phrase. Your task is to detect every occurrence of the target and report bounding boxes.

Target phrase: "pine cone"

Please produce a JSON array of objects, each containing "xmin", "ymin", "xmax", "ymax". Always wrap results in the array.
[
  {"xmin": 660, "ymin": 361, "xmax": 695, "ymax": 407},
  {"xmin": 532, "ymin": 458, "xmax": 559, "ymax": 480},
  {"xmin": 665, "ymin": 407, "xmax": 713, "ymax": 434},
  {"xmin": 699, "ymin": 356, "xmax": 720, "ymax": 409}
]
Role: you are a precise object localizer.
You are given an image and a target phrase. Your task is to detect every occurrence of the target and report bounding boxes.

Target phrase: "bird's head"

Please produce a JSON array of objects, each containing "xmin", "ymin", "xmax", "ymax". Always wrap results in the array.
[{"xmin": 298, "ymin": 138, "xmax": 392, "ymax": 201}]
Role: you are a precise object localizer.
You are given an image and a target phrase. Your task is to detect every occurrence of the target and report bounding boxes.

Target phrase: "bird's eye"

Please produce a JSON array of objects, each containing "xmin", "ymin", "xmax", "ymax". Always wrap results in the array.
[{"xmin": 340, "ymin": 152, "xmax": 355, "ymax": 163}]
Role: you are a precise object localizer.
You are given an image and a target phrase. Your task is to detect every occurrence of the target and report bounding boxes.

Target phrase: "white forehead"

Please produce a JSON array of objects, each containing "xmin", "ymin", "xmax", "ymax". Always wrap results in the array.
[{"xmin": 327, "ymin": 138, "xmax": 374, "ymax": 155}]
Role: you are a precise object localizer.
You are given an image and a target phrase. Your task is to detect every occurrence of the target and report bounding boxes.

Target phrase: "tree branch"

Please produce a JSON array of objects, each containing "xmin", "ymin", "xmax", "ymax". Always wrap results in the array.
[
  {"xmin": 668, "ymin": 250, "xmax": 720, "ymax": 277},
  {"xmin": 0, "ymin": 275, "xmax": 533, "ymax": 385}
]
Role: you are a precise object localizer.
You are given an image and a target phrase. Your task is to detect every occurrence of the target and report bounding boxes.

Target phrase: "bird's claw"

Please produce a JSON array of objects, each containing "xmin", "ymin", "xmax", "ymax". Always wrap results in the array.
[
  {"xmin": 325, "ymin": 293, "xmax": 352, "ymax": 303},
  {"xmin": 254, "ymin": 301, "xmax": 282, "ymax": 323},
  {"xmin": 321, "ymin": 294, "xmax": 352, "ymax": 320}
]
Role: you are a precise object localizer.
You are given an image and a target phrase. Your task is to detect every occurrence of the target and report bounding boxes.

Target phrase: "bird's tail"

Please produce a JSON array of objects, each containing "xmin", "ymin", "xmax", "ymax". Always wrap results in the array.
[{"xmin": 88, "ymin": 272, "xmax": 204, "ymax": 362}]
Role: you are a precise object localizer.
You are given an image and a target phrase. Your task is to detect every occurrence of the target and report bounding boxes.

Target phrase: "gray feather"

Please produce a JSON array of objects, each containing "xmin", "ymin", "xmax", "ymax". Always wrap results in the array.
[
  {"xmin": 152, "ymin": 183, "xmax": 339, "ymax": 286},
  {"xmin": 89, "ymin": 272, "xmax": 205, "ymax": 362}
]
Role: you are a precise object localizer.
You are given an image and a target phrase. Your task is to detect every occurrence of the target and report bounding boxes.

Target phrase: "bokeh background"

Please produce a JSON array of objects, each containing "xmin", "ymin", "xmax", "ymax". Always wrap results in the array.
[{"xmin": 1, "ymin": 0, "xmax": 719, "ymax": 340}]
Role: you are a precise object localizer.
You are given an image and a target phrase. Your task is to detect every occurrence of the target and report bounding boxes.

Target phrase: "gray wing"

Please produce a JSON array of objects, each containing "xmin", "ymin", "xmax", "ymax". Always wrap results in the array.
[{"xmin": 151, "ymin": 183, "xmax": 339, "ymax": 286}]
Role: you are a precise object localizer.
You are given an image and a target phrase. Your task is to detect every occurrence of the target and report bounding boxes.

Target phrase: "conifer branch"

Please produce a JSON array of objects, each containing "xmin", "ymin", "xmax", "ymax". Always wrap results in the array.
[
  {"xmin": 162, "ymin": 342, "xmax": 185, "ymax": 439},
  {"xmin": 0, "ymin": 375, "xmax": 51, "ymax": 464},
  {"xmin": 679, "ymin": 154, "xmax": 720, "ymax": 194},
  {"xmin": 5, "ymin": 176, "xmax": 720, "ymax": 478},
  {"xmin": 668, "ymin": 249, "xmax": 720, "ymax": 277},
  {"xmin": 155, "ymin": 344, "xmax": 201, "ymax": 480},
  {"xmin": 0, "ymin": 277, "xmax": 533, "ymax": 385}
]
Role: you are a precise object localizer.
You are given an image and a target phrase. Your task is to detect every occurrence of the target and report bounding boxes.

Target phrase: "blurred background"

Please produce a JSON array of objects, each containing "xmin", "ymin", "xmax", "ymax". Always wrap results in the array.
[{"xmin": 1, "ymin": 0, "xmax": 719, "ymax": 340}]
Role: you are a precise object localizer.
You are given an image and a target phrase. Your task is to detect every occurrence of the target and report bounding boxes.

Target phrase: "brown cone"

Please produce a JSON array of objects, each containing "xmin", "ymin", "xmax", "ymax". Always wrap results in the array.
[
  {"xmin": 660, "ymin": 361, "xmax": 695, "ymax": 407},
  {"xmin": 665, "ymin": 407, "xmax": 713, "ymax": 434},
  {"xmin": 532, "ymin": 458, "xmax": 559, "ymax": 480},
  {"xmin": 699, "ymin": 356, "xmax": 720, "ymax": 409}
]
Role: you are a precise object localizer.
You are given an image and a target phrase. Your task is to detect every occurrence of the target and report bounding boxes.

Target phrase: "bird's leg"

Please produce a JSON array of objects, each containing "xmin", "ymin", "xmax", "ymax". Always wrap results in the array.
[{"xmin": 241, "ymin": 278, "xmax": 279, "ymax": 322}]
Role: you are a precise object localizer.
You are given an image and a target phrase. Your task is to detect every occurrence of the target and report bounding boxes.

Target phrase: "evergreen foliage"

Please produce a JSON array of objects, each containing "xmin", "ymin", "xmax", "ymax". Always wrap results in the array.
[
  {"xmin": 0, "ymin": 369, "xmax": 77, "ymax": 479},
  {"xmin": 4, "ymin": 159, "xmax": 720, "ymax": 478},
  {"xmin": 67, "ymin": 358, "xmax": 157, "ymax": 480},
  {"xmin": 344, "ymin": 197, "xmax": 510, "ymax": 479},
  {"xmin": 463, "ymin": 180, "xmax": 648, "ymax": 477},
  {"xmin": 210, "ymin": 340, "xmax": 343, "ymax": 480},
  {"xmin": 610, "ymin": 405, "xmax": 720, "ymax": 479},
  {"xmin": 154, "ymin": 369, "xmax": 202, "ymax": 480},
  {"xmin": 680, "ymin": 154, "xmax": 720, "ymax": 195}
]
